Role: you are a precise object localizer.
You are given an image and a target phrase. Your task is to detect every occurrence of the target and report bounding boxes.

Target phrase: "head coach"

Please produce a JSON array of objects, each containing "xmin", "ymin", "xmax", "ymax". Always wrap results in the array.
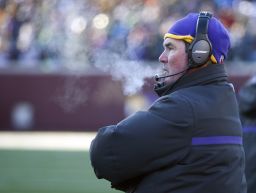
[{"xmin": 90, "ymin": 11, "xmax": 246, "ymax": 193}]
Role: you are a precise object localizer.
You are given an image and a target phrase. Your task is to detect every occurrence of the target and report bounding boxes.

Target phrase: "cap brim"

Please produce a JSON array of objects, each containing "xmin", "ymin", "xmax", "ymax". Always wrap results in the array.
[{"xmin": 164, "ymin": 33, "xmax": 217, "ymax": 64}]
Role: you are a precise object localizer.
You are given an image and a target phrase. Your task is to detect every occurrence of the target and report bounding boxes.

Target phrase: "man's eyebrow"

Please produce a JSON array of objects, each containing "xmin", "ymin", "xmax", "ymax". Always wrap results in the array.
[{"xmin": 163, "ymin": 42, "xmax": 174, "ymax": 48}]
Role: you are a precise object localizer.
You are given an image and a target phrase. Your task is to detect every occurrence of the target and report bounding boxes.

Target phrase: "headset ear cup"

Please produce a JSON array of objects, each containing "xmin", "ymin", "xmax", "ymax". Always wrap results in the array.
[
  {"xmin": 190, "ymin": 40, "xmax": 211, "ymax": 67},
  {"xmin": 188, "ymin": 11, "xmax": 213, "ymax": 68}
]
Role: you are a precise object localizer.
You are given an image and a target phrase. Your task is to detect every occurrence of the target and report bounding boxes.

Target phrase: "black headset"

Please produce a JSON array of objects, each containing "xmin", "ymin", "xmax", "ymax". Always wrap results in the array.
[{"xmin": 188, "ymin": 11, "xmax": 212, "ymax": 68}]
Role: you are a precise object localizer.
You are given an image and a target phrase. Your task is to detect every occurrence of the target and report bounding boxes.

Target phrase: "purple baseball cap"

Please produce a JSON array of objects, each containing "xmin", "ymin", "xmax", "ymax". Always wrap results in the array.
[{"xmin": 164, "ymin": 13, "xmax": 231, "ymax": 64}]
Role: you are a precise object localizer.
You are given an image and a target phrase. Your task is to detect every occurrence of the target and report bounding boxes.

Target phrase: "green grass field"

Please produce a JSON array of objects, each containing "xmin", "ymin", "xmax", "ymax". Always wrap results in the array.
[{"xmin": 0, "ymin": 149, "xmax": 122, "ymax": 193}]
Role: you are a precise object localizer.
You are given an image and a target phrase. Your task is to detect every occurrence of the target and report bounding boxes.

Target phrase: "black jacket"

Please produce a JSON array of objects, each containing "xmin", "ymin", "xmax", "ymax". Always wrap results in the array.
[
  {"xmin": 90, "ymin": 64, "xmax": 246, "ymax": 193},
  {"xmin": 239, "ymin": 75, "xmax": 256, "ymax": 193}
]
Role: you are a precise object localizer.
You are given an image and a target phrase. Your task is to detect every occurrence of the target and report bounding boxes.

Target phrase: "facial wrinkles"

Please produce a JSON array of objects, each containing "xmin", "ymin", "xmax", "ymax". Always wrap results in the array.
[
  {"xmin": 160, "ymin": 38, "xmax": 188, "ymax": 84},
  {"xmin": 171, "ymin": 47, "xmax": 185, "ymax": 71}
]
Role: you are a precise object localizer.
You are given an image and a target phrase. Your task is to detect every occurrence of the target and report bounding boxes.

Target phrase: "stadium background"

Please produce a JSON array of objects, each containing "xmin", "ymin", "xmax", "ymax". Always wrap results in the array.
[{"xmin": 0, "ymin": 0, "xmax": 256, "ymax": 192}]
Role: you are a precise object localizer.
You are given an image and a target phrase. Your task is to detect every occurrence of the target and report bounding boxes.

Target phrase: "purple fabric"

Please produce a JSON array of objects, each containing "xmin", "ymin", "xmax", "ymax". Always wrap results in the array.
[
  {"xmin": 167, "ymin": 13, "xmax": 230, "ymax": 63},
  {"xmin": 243, "ymin": 127, "xmax": 256, "ymax": 133},
  {"xmin": 192, "ymin": 136, "xmax": 242, "ymax": 145}
]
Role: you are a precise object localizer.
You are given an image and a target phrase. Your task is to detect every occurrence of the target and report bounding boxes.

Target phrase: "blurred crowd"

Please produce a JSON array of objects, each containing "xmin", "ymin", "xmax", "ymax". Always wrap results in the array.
[{"xmin": 1, "ymin": 0, "xmax": 256, "ymax": 70}]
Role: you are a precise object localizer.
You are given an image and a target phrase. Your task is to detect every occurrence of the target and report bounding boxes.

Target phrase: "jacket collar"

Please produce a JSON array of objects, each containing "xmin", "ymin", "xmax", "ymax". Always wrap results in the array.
[{"xmin": 154, "ymin": 64, "xmax": 228, "ymax": 97}]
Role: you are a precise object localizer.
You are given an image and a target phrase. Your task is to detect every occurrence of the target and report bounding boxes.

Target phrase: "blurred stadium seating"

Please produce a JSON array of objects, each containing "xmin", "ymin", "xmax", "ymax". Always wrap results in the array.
[{"xmin": 0, "ymin": 0, "xmax": 256, "ymax": 131}]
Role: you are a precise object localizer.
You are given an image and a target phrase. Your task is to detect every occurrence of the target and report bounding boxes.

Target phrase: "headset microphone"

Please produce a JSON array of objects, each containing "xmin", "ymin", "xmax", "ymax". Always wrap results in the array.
[{"xmin": 154, "ymin": 68, "xmax": 188, "ymax": 82}]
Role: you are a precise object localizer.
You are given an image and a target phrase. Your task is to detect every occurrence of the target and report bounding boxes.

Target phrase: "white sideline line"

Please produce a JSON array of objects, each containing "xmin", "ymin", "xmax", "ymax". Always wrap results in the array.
[{"xmin": 0, "ymin": 132, "xmax": 96, "ymax": 151}]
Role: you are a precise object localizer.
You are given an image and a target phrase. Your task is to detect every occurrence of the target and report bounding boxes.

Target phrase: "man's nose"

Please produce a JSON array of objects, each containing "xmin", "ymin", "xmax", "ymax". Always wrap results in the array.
[{"xmin": 159, "ymin": 52, "xmax": 167, "ymax": 63}]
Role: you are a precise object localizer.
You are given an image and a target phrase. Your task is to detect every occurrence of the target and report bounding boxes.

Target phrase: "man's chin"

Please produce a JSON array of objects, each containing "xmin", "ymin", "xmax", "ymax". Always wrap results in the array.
[{"xmin": 164, "ymin": 77, "xmax": 179, "ymax": 85}]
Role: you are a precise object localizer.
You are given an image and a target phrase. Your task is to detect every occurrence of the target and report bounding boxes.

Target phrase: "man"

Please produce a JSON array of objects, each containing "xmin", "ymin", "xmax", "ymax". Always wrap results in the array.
[
  {"xmin": 239, "ymin": 76, "xmax": 256, "ymax": 193},
  {"xmin": 90, "ymin": 12, "xmax": 246, "ymax": 193}
]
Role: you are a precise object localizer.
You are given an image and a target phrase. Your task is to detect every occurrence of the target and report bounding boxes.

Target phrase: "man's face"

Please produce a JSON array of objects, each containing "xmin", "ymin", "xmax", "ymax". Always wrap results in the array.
[{"xmin": 158, "ymin": 38, "xmax": 188, "ymax": 85}]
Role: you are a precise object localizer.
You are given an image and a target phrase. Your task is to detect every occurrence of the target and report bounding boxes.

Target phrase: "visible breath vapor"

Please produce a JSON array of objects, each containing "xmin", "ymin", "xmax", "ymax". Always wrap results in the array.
[
  {"xmin": 55, "ymin": 76, "xmax": 88, "ymax": 113},
  {"xmin": 94, "ymin": 51, "xmax": 161, "ymax": 95}
]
